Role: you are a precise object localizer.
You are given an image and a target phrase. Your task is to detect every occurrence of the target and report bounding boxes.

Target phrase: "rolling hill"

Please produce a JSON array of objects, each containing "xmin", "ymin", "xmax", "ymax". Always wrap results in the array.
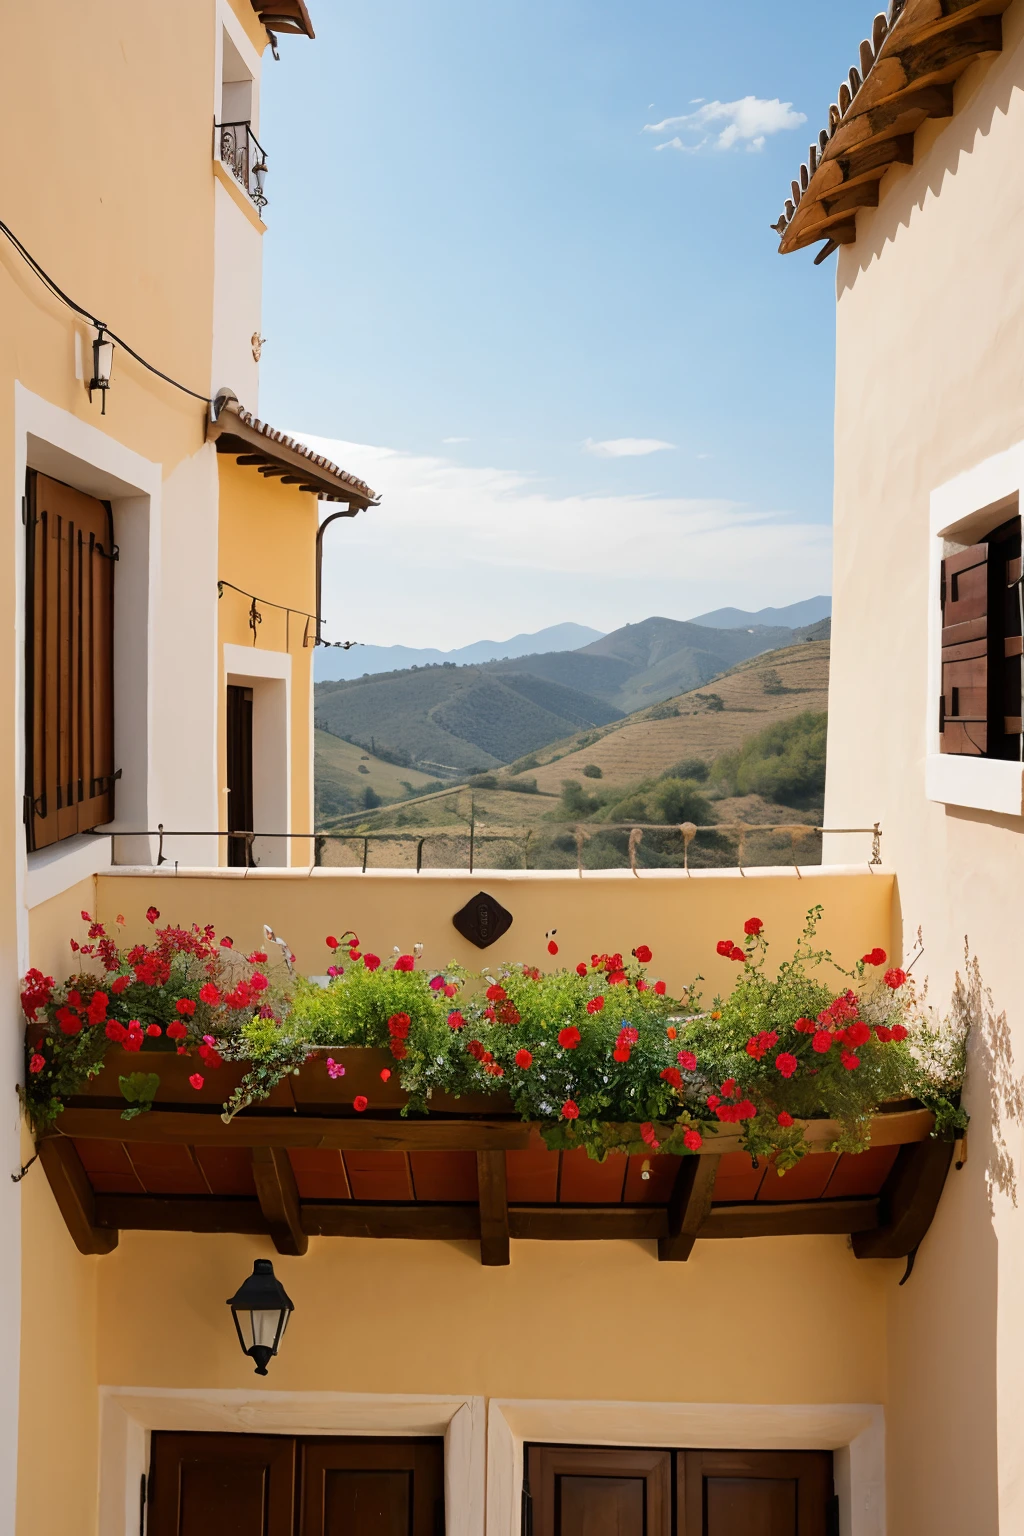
[{"xmin": 314, "ymin": 621, "xmax": 604, "ymax": 682}]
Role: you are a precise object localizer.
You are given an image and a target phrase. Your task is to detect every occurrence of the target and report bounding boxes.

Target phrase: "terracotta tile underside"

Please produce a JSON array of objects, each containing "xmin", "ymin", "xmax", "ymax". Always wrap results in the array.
[{"xmin": 74, "ymin": 1139, "xmax": 897, "ymax": 1204}]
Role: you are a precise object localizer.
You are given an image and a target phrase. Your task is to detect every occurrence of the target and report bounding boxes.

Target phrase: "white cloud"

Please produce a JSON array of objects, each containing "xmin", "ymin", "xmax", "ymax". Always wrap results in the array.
[
  {"xmin": 442, "ymin": 436, "xmax": 470, "ymax": 444},
  {"xmin": 584, "ymin": 437, "xmax": 675, "ymax": 458},
  {"xmin": 296, "ymin": 434, "xmax": 832, "ymax": 650},
  {"xmin": 645, "ymin": 96, "xmax": 806, "ymax": 154}
]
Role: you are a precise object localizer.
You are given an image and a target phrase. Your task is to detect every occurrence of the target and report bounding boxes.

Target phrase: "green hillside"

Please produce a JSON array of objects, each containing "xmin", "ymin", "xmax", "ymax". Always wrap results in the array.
[{"xmin": 314, "ymin": 732, "xmax": 443, "ymax": 821}]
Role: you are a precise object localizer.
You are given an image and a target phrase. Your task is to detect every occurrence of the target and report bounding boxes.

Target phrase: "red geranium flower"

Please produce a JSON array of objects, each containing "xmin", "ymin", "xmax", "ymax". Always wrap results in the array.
[
  {"xmin": 637, "ymin": 980, "xmax": 649, "ymax": 992},
  {"xmin": 794, "ymin": 1016, "xmax": 815, "ymax": 1033},
  {"xmin": 654, "ymin": 980, "xmax": 667, "ymax": 995},
  {"xmin": 586, "ymin": 996, "xmax": 605, "ymax": 1015},
  {"xmin": 444, "ymin": 983, "xmax": 457, "ymax": 997},
  {"xmin": 890, "ymin": 1024, "xmax": 908, "ymax": 1042},
  {"xmin": 608, "ymin": 970, "xmax": 627, "ymax": 986},
  {"xmin": 641, "ymin": 1122, "xmax": 660, "ymax": 1149},
  {"xmin": 388, "ymin": 1012, "xmax": 411, "ymax": 1039},
  {"xmin": 166, "ymin": 1021, "xmax": 187, "ymax": 1040},
  {"xmin": 716, "ymin": 940, "xmax": 734, "ymax": 957},
  {"xmin": 105, "ymin": 1020, "xmax": 126, "ymax": 1043},
  {"xmin": 743, "ymin": 917, "xmax": 764, "ymax": 936},
  {"xmin": 326, "ymin": 935, "xmax": 339, "ymax": 949},
  {"xmin": 634, "ymin": 944, "xmax": 653, "ymax": 963},
  {"xmin": 707, "ymin": 1094, "xmax": 721, "ymax": 1109},
  {"xmin": 812, "ymin": 1030, "xmax": 833, "ymax": 1054},
  {"xmin": 429, "ymin": 975, "xmax": 445, "ymax": 992},
  {"xmin": 677, "ymin": 1050, "xmax": 697, "ymax": 1071},
  {"xmin": 380, "ymin": 1068, "xmax": 391, "ymax": 1081},
  {"xmin": 660, "ymin": 1067, "xmax": 683, "ymax": 1090},
  {"xmin": 515, "ymin": 1049, "xmax": 533, "ymax": 1069},
  {"xmin": 862, "ymin": 947, "xmax": 887, "ymax": 966},
  {"xmin": 683, "ymin": 1128, "xmax": 702, "ymax": 1151},
  {"xmin": 485, "ymin": 984, "xmax": 507, "ymax": 1002},
  {"xmin": 875, "ymin": 1024, "xmax": 893, "ymax": 1043},
  {"xmin": 884, "ymin": 968, "xmax": 908, "ymax": 990},
  {"xmin": 146, "ymin": 907, "xmax": 160, "ymax": 924},
  {"xmin": 394, "ymin": 954, "xmax": 415, "ymax": 972},
  {"xmin": 558, "ymin": 1026, "xmax": 581, "ymax": 1050},
  {"xmin": 721, "ymin": 1079, "xmax": 736, "ymax": 1096},
  {"xmin": 576, "ymin": 963, "xmax": 588, "ymax": 976},
  {"xmin": 448, "ymin": 1011, "xmax": 465, "ymax": 1030},
  {"xmin": 29, "ymin": 1054, "xmax": 45, "ymax": 1075},
  {"xmin": 198, "ymin": 983, "xmax": 219, "ymax": 1006},
  {"xmin": 111, "ymin": 975, "xmax": 131, "ymax": 994},
  {"xmin": 775, "ymin": 1052, "xmax": 798, "ymax": 1079},
  {"xmin": 841, "ymin": 1051, "xmax": 860, "ymax": 1071},
  {"xmin": 729, "ymin": 946, "xmax": 745, "ymax": 963},
  {"xmin": 56, "ymin": 1007, "xmax": 82, "ymax": 1036},
  {"xmin": 547, "ymin": 940, "xmax": 559, "ymax": 956},
  {"xmin": 363, "ymin": 954, "xmax": 381, "ymax": 971},
  {"xmin": 561, "ymin": 1100, "xmax": 579, "ymax": 1120},
  {"xmin": 353, "ymin": 1095, "xmax": 368, "ymax": 1112},
  {"xmin": 391, "ymin": 1042, "xmax": 408, "ymax": 1060},
  {"xmin": 777, "ymin": 1111, "xmax": 794, "ymax": 1127},
  {"xmin": 619, "ymin": 1026, "xmax": 639, "ymax": 1045},
  {"xmin": 145, "ymin": 1024, "xmax": 162, "ymax": 1038},
  {"xmin": 846, "ymin": 1021, "xmax": 871, "ymax": 1047},
  {"xmin": 176, "ymin": 998, "xmax": 196, "ymax": 1017},
  {"xmin": 613, "ymin": 1046, "xmax": 631, "ymax": 1063}
]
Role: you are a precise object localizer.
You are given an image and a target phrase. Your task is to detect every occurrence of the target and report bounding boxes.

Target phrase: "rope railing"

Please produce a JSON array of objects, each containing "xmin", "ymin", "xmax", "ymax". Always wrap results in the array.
[{"xmin": 88, "ymin": 822, "xmax": 882, "ymax": 877}]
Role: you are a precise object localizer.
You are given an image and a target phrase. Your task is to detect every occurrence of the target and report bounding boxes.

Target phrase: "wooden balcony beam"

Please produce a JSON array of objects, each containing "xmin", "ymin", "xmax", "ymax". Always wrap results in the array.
[
  {"xmin": 700, "ymin": 1198, "xmax": 879, "ymax": 1240},
  {"xmin": 38, "ymin": 1137, "xmax": 119, "ymax": 1255},
  {"xmin": 476, "ymin": 1150, "xmax": 510, "ymax": 1266},
  {"xmin": 658, "ymin": 1154, "xmax": 720, "ymax": 1262},
  {"xmin": 252, "ymin": 1147, "xmax": 308, "ymax": 1256},
  {"xmin": 54, "ymin": 1110, "xmax": 533, "ymax": 1152},
  {"xmin": 852, "ymin": 1137, "xmax": 955, "ymax": 1259}
]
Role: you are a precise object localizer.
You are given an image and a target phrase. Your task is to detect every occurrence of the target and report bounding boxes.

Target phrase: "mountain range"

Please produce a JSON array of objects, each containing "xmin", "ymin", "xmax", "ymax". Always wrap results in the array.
[
  {"xmin": 314, "ymin": 610, "xmax": 830, "ymax": 775},
  {"xmin": 315, "ymin": 598, "xmax": 831, "ymax": 680}
]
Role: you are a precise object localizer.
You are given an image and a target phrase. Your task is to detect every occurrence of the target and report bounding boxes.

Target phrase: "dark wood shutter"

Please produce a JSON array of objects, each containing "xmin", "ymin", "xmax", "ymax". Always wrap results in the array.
[
  {"xmin": 226, "ymin": 683, "xmax": 254, "ymax": 866},
  {"xmin": 992, "ymin": 520, "xmax": 1023, "ymax": 751},
  {"xmin": 940, "ymin": 543, "xmax": 989, "ymax": 755},
  {"xmin": 148, "ymin": 1433, "xmax": 296, "ymax": 1536},
  {"xmin": 526, "ymin": 1446, "xmax": 672, "ymax": 1536},
  {"xmin": 25, "ymin": 470, "xmax": 116, "ymax": 849},
  {"xmin": 678, "ymin": 1450, "xmax": 835, "ymax": 1536},
  {"xmin": 297, "ymin": 1437, "xmax": 445, "ymax": 1536}
]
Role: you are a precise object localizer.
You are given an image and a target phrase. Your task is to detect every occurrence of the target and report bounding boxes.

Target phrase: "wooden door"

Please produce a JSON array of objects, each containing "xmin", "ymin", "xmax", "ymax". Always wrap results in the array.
[
  {"xmin": 297, "ymin": 1437, "xmax": 444, "ymax": 1536},
  {"xmin": 148, "ymin": 1433, "xmax": 296, "ymax": 1536},
  {"xmin": 526, "ymin": 1446, "xmax": 672, "ymax": 1536},
  {"xmin": 679, "ymin": 1450, "xmax": 835, "ymax": 1536},
  {"xmin": 226, "ymin": 683, "xmax": 254, "ymax": 866}
]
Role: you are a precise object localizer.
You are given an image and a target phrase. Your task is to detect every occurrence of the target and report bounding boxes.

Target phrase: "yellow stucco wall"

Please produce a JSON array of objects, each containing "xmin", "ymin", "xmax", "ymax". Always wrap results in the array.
[{"xmin": 825, "ymin": 5, "xmax": 1024, "ymax": 1530}]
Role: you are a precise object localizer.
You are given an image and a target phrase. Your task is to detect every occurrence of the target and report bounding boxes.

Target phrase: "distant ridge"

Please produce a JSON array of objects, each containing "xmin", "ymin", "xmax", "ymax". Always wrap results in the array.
[
  {"xmin": 315, "ymin": 621, "xmax": 604, "ymax": 682},
  {"xmin": 688, "ymin": 596, "xmax": 831, "ymax": 630}
]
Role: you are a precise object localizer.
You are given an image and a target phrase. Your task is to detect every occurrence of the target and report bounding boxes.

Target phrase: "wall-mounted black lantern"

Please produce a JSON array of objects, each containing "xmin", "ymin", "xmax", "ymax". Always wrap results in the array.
[
  {"xmin": 227, "ymin": 1258, "xmax": 294, "ymax": 1375},
  {"xmin": 89, "ymin": 326, "xmax": 114, "ymax": 414}
]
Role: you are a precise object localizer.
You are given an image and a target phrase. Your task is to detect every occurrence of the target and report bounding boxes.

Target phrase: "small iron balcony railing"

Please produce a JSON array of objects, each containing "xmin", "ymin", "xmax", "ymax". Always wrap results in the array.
[{"xmin": 215, "ymin": 120, "xmax": 268, "ymax": 214}]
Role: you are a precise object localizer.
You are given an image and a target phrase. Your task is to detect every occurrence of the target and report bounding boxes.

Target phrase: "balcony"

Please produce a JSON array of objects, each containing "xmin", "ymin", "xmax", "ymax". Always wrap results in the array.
[
  {"xmin": 215, "ymin": 120, "xmax": 268, "ymax": 215},
  {"xmin": 27, "ymin": 863, "xmax": 955, "ymax": 1269}
]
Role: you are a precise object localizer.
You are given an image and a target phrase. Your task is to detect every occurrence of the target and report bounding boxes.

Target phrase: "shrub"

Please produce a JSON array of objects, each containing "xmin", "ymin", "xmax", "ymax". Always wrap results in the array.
[
  {"xmin": 760, "ymin": 668, "xmax": 786, "ymax": 695},
  {"xmin": 710, "ymin": 711, "xmax": 827, "ymax": 807},
  {"xmin": 503, "ymin": 777, "xmax": 538, "ymax": 794},
  {"xmin": 665, "ymin": 757, "xmax": 709, "ymax": 783},
  {"xmin": 361, "ymin": 785, "xmax": 382, "ymax": 809},
  {"xmin": 468, "ymin": 774, "xmax": 498, "ymax": 789},
  {"xmin": 582, "ymin": 764, "xmax": 603, "ymax": 779},
  {"xmin": 560, "ymin": 780, "xmax": 603, "ymax": 817},
  {"xmin": 695, "ymin": 693, "xmax": 724, "ymax": 712}
]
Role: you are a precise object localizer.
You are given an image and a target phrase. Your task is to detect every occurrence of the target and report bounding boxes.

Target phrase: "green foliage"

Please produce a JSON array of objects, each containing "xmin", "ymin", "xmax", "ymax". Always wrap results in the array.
[
  {"xmin": 666, "ymin": 757, "xmax": 709, "ymax": 782},
  {"xmin": 119, "ymin": 1072, "xmax": 160, "ymax": 1121},
  {"xmin": 582, "ymin": 763, "xmax": 603, "ymax": 778},
  {"xmin": 695, "ymin": 693, "xmax": 724, "ymax": 711},
  {"xmin": 710, "ymin": 711, "xmax": 827, "ymax": 807},
  {"xmin": 760, "ymin": 668, "xmax": 786, "ymax": 695},
  {"xmin": 560, "ymin": 780, "xmax": 603, "ymax": 817},
  {"xmin": 502, "ymin": 776, "xmax": 538, "ymax": 794},
  {"xmin": 468, "ymin": 774, "xmax": 499, "ymax": 789},
  {"xmin": 361, "ymin": 785, "xmax": 382, "ymax": 809}
]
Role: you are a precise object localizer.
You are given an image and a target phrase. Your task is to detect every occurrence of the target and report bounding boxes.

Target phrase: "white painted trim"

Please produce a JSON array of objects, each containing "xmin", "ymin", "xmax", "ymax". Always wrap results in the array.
[
  {"xmin": 98, "ymin": 1387, "xmax": 485, "ymax": 1536},
  {"xmin": 97, "ymin": 861, "xmax": 892, "ymax": 884},
  {"xmin": 223, "ymin": 643, "xmax": 291, "ymax": 682},
  {"xmin": 927, "ymin": 442, "xmax": 1024, "ymax": 813},
  {"xmin": 486, "ymin": 1398, "xmax": 886, "ymax": 1536},
  {"xmin": 13, "ymin": 385, "xmax": 163, "ymax": 962}
]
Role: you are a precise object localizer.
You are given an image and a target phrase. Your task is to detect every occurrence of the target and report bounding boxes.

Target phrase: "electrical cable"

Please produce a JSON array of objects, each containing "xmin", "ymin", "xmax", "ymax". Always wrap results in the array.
[{"xmin": 0, "ymin": 216, "xmax": 212, "ymax": 406}]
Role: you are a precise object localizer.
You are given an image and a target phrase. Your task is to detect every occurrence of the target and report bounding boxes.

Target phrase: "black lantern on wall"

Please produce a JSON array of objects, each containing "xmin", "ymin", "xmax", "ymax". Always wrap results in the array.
[
  {"xmin": 227, "ymin": 1259, "xmax": 294, "ymax": 1375},
  {"xmin": 89, "ymin": 326, "xmax": 114, "ymax": 414}
]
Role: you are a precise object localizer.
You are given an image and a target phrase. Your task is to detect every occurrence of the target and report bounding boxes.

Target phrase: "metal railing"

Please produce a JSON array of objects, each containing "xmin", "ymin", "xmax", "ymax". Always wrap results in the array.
[
  {"xmin": 215, "ymin": 120, "xmax": 268, "ymax": 213},
  {"xmin": 88, "ymin": 821, "xmax": 883, "ymax": 876}
]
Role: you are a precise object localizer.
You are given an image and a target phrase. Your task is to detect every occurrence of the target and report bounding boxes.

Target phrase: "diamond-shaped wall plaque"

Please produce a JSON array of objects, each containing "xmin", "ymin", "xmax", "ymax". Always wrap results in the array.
[{"xmin": 452, "ymin": 890, "xmax": 513, "ymax": 949}]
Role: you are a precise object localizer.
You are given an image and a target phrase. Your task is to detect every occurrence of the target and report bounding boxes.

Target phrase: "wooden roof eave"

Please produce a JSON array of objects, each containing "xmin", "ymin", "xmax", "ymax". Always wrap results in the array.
[
  {"xmin": 776, "ymin": 0, "xmax": 1011, "ymax": 260},
  {"xmin": 250, "ymin": 0, "xmax": 315, "ymax": 39},
  {"xmin": 207, "ymin": 404, "xmax": 379, "ymax": 509}
]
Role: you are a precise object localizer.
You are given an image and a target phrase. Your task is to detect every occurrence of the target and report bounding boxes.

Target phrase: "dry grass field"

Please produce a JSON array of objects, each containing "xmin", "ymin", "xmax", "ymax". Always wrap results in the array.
[{"xmin": 522, "ymin": 640, "xmax": 829, "ymax": 793}]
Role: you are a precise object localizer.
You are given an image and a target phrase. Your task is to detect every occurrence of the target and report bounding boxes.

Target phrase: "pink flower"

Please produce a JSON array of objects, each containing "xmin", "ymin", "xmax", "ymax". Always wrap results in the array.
[
  {"xmin": 189, "ymin": 1073, "xmax": 204, "ymax": 1090},
  {"xmin": 677, "ymin": 1050, "xmax": 697, "ymax": 1071},
  {"xmin": 326, "ymin": 1058, "xmax": 346, "ymax": 1079},
  {"xmin": 429, "ymin": 976, "xmax": 445, "ymax": 991}
]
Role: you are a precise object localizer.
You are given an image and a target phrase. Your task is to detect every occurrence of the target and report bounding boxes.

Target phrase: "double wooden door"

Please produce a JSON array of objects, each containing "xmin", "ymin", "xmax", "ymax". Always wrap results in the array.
[
  {"xmin": 526, "ymin": 1445, "xmax": 836, "ymax": 1536},
  {"xmin": 148, "ymin": 1433, "xmax": 444, "ymax": 1536}
]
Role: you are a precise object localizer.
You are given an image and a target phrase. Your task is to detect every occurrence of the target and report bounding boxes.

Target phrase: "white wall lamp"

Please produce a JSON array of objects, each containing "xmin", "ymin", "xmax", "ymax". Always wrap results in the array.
[{"xmin": 89, "ymin": 326, "xmax": 114, "ymax": 413}]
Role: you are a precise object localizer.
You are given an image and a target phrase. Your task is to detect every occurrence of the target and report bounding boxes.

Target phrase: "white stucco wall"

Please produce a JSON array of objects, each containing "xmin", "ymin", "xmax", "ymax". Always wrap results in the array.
[{"xmin": 825, "ymin": 5, "xmax": 1024, "ymax": 1531}]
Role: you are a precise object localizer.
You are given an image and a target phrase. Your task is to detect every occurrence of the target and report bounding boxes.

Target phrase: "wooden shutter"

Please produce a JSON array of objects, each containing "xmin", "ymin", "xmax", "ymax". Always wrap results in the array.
[
  {"xmin": 678, "ymin": 1450, "xmax": 835, "ymax": 1536},
  {"xmin": 297, "ymin": 1437, "xmax": 445, "ymax": 1536},
  {"xmin": 526, "ymin": 1446, "xmax": 671, "ymax": 1536},
  {"xmin": 940, "ymin": 543, "xmax": 988, "ymax": 756},
  {"xmin": 25, "ymin": 471, "xmax": 116, "ymax": 849},
  {"xmin": 148, "ymin": 1432, "xmax": 296, "ymax": 1536}
]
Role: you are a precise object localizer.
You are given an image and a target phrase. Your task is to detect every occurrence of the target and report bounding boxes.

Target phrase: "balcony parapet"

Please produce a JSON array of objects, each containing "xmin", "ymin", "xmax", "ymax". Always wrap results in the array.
[{"xmin": 215, "ymin": 120, "xmax": 268, "ymax": 215}]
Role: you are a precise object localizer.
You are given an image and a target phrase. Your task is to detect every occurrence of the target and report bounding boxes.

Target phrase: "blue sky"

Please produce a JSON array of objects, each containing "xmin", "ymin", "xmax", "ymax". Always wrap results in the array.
[{"xmin": 260, "ymin": 0, "xmax": 870, "ymax": 648}]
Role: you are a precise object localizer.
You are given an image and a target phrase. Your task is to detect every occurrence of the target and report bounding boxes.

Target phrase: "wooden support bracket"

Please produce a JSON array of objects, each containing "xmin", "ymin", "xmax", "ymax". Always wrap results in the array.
[
  {"xmin": 252, "ymin": 1147, "xmax": 308, "ymax": 1256},
  {"xmin": 39, "ymin": 1137, "xmax": 118, "ymax": 1256},
  {"xmin": 659, "ymin": 1154, "xmax": 720, "ymax": 1261},
  {"xmin": 852, "ymin": 1136, "xmax": 955, "ymax": 1260},
  {"xmin": 476, "ymin": 1150, "xmax": 510, "ymax": 1266}
]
